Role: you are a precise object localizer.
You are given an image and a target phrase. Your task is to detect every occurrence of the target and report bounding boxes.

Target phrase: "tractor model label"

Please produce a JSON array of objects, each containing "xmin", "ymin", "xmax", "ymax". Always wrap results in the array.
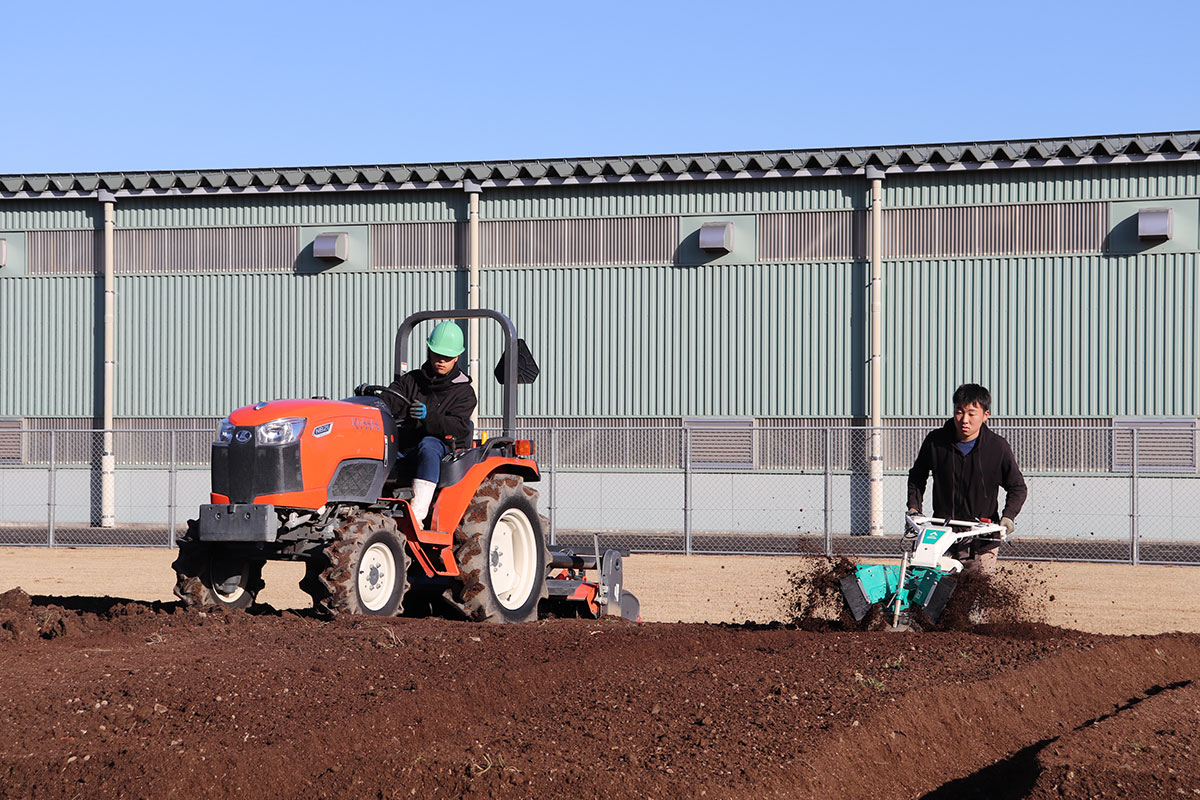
[
  {"xmin": 312, "ymin": 422, "xmax": 333, "ymax": 438},
  {"xmin": 352, "ymin": 417, "xmax": 380, "ymax": 432}
]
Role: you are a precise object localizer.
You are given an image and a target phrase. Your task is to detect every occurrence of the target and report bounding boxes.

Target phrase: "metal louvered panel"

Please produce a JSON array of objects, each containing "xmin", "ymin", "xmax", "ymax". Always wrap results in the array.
[
  {"xmin": 27, "ymin": 230, "xmax": 96, "ymax": 275},
  {"xmin": 115, "ymin": 227, "xmax": 297, "ymax": 273},
  {"xmin": 684, "ymin": 418, "xmax": 754, "ymax": 469},
  {"xmin": 478, "ymin": 417, "xmax": 684, "ymax": 469},
  {"xmin": 20, "ymin": 418, "xmax": 219, "ymax": 465},
  {"xmin": 758, "ymin": 210, "xmax": 864, "ymax": 261},
  {"xmin": 883, "ymin": 202, "xmax": 1106, "ymax": 258},
  {"xmin": 1112, "ymin": 418, "xmax": 1198, "ymax": 472},
  {"xmin": 371, "ymin": 222, "xmax": 462, "ymax": 268},
  {"xmin": 481, "ymin": 216, "xmax": 678, "ymax": 267},
  {"xmin": 0, "ymin": 418, "xmax": 22, "ymax": 463}
]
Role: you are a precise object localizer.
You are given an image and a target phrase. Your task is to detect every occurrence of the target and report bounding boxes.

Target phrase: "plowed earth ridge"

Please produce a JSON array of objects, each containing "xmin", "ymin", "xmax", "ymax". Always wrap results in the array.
[{"xmin": 2, "ymin": 590, "xmax": 1199, "ymax": 799}]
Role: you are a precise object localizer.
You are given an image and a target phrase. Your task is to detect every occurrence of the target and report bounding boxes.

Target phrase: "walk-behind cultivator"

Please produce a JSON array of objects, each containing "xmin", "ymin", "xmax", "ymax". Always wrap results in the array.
[{"xmin": 840, "ymin": 515, "xmax": 1006, "ymax": 629}]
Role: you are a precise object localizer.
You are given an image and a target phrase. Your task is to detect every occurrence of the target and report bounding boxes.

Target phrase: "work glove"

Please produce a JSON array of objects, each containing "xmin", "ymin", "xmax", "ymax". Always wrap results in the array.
[
  {"xmin": 408, "ymin": 402, "xmax": 427, "ymax": 420},
  {"xmin": 999, "ymin": 517, "xmax": 1015, "ymax": 539}
]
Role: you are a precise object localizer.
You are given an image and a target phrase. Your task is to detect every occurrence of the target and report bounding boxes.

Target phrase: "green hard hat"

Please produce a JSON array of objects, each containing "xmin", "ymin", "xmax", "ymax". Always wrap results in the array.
[{"xmin": 426, "ymin": 321, "xmax": 465, "ymax": 357}]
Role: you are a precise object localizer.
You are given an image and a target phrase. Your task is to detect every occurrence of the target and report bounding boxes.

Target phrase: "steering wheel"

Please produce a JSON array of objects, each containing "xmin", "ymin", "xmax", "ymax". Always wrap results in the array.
[{"xmin": 354, "ymin": 384, "xmax": 411, "ymax": 405}]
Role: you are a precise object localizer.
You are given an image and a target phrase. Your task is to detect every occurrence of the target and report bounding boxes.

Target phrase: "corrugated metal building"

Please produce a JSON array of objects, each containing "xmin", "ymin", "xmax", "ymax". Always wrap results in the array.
[{"xmin": 0, "ymin": 131, "xmax": 1197, "ymax": 472}]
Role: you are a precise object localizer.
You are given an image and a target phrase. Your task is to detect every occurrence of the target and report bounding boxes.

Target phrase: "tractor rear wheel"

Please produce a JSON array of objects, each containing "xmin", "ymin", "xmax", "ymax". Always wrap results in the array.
[
  {"xmin": 172, "ymin": 520, "xmax": 264, "ymax": 611},
  {"xmin": 452, "ymin": 474, "xmax": 548, "ymax": 623},
  {"xmin": 304, "ymin": 511, "xmax": 408, "ymax": 617}
]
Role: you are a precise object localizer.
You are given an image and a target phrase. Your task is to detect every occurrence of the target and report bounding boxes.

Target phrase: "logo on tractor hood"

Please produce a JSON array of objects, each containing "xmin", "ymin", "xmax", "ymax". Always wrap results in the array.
[
  {"xmin": 235, "ymin": 430, "xmax": 252, "ymax": 443},
  {"xmin": 312, "ymin": 422, "xmax": 333, "ymax": 438}
]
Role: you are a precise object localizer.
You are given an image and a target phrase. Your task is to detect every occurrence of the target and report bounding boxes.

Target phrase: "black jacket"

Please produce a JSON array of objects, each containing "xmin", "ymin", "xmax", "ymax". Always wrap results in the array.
[
  {"xmin": 907, "ymin": 420, "xmax": 1028, "ymax": 522},
  {"xmin": 385, "ymin": 362, "xmax": 477, "ymax": 450}
]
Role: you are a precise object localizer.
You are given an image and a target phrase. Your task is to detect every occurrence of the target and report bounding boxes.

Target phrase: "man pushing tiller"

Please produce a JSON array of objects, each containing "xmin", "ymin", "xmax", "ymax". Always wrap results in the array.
[
  {"xmin": 906, "ymin": 383, "xmax": 1028, "ymax": 576},
  {"xmin": 840, "ymin": 383, "xmax": 1028, "ymax": 627}
]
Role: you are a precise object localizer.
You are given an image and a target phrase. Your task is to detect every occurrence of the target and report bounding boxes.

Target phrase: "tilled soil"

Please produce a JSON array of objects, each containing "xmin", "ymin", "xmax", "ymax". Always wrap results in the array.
[{"xmin": 2, "ymin": 588, "xmax": 1199, "ymax": 799}]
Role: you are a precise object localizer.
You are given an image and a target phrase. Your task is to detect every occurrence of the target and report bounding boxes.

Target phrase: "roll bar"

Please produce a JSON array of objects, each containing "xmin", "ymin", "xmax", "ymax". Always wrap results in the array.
[{"xmin": 394, "ymin": 309, "xmax": 519, "ymax": 438}]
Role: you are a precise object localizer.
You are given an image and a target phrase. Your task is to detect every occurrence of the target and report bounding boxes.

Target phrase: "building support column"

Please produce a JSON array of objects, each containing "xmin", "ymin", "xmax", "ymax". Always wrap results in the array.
[
  {"xmin": 99, "ymin": 190, "xmax": 116, "ymax": 528},
  {"xmin": 464, "ymin": 181, "xmax": 482, "ymax": 433},
  {"xmin": 866, "ymin": 166, "xmax": 885, "ymax": 536}
]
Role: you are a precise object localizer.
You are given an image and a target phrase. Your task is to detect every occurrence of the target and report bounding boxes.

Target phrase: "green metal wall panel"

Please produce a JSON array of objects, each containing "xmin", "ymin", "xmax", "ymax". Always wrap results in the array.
[
  {"xmin": 882, "ymin": 254, "xmax": 1199, "ymax": 418},
  {"xmin": 0, "ymin": 277, "xmax": 94, "ymax": 416},
  {"xmin": 114, "ymin": 271, "xmax": 461, "ymax": 416},
  {"xmin": 3, "ymin": 255, "xmax": 1197, "ymax": 421},
  {"xmin": 479, "ymin": 177, "xmax": 864, "ymax": 220},
  {"xmin": 475, "ymin": 262, "xmax": 862, "ymax": 418},
  {"xmin": 0, "ymin": 200, "xmax": 97, "ymax": 231},
  {"xmin": 112, "ymin": 192, "xmax": 465, "ymax": 230},
  {"xmin": 884, "ymin": 162, "xmax": 1200, "ymax": 209}
]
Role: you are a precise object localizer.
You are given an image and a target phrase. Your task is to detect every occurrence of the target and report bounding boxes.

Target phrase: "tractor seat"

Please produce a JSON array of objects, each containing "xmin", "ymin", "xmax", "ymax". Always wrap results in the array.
[{"xmin": 438, "ymin": 446, "xmax": 487, "ymax": 488}]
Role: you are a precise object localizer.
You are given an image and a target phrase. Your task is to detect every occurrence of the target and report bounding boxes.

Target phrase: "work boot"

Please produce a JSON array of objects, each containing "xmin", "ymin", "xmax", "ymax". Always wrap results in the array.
[{"xmin": 410, "ymin": 479, "xmax": 436, "ymax": 525}]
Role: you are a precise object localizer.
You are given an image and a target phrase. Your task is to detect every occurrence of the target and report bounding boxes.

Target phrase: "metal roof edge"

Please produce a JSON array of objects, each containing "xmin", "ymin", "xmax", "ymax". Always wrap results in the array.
[{"xmin": 3, "ymin": 133, "xmax": 1199, "ymax": 199}]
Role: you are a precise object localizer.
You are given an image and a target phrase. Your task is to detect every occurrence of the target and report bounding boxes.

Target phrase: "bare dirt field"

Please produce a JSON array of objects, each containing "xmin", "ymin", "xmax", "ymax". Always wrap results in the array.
[{"xmin": 2, "ymin": 548, "xmax": 1200, "ymax": 799}]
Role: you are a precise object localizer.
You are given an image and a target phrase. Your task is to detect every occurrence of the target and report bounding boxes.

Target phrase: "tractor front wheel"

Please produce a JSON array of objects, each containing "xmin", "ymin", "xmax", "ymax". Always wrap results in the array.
[
  {"xmin": 452, "ymin": 475, "xmax": 548, "ymax": 623},
  {"xmin": 172, "ymin": 520, "xmax": 264, "ymax": 611},
  {"xmin": 303, "ymin": 511, "xmax": 408, "ymax": 617}
]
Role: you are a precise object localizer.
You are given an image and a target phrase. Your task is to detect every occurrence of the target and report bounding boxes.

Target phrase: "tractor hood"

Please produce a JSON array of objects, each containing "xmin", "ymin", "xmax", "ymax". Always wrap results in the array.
[{"xmin": 226, "ymin": 398, "xmax": 376, "ymax": 429}]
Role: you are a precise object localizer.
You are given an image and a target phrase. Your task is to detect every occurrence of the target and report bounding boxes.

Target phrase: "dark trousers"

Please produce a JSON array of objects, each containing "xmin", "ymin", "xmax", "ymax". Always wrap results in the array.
[{"xmin": 397, "ymin": 436, "xmax": 450, "ymax": 484}]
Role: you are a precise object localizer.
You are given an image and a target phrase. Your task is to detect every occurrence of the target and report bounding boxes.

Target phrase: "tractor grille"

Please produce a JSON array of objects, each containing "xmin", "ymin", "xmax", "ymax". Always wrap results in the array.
[{"xmin": 328, "ymin": 461, "xmax": 379, "ymax": 499}]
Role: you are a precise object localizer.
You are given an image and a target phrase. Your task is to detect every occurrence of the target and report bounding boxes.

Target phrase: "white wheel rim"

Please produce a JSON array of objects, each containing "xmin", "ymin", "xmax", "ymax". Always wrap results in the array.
[
  {"xmin": 211, "ymin": 564, "xmax": 246, "ymax": 604},
  {"xmin": 358, "ymin": 542, "xmax": 397, "ymax": 612},
  {"xmin": 214, "ymin": 582, "xmax": 245, "ymax": 604},
  {"xmin": 490, "ymin": 509, "xmax": 537, "ymax": 610}
]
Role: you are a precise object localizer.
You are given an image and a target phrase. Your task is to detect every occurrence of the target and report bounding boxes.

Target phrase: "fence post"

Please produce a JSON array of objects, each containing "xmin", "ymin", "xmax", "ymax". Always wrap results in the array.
[
  {"xmin": 683, "ymin": 427, "xmax": 692, "ymax": 556},
  {"xmin": 547, "ymin": 426, "xmax": 556, "ymax": 547},
  {"xmin": 1130, "ymin": 427, "xmax": 1139, "ymax": 566},
  {"xmin": 823, "ymin": 427, "xmax": 832, "ymax": 557},
  {"xmin": 168, "ymin": 430, "xmax": 178, "ymax": 549},
  {"xmin": 48, "ymin": 431, "xmax": 56, "ymax": 548}
]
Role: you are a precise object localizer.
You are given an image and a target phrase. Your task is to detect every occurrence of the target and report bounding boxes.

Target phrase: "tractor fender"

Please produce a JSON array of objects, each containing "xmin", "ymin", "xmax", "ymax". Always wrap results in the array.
[{"xmin": 430, "ymin": 458, "xmax": 539, "ymax": 534}]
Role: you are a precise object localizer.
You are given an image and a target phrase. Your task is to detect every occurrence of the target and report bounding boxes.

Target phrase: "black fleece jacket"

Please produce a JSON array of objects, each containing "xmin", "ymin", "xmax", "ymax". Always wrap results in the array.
[
  {"xmin": 385, "ymin": 362, "xmax": 477, "ymax": 450},
  {"xmin": 906, "ymin": 420, "xmax": 1028, "ymax": 522}
]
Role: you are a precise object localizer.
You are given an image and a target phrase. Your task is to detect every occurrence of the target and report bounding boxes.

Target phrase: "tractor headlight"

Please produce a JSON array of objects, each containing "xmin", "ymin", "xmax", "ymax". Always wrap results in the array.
[
  {"xmin": 256, "ymin": 417, "xmax": 306, "ymax": 446},
  {"xmin": 215, "ymin": 418, "xmax": 235, "ymax": 445}
]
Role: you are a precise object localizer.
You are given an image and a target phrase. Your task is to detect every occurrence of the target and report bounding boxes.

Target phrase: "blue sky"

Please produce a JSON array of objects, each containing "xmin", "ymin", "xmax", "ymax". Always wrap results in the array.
[{"xmin": 5, "ymin": 0, "xmax": 1197, "ymax": 174}]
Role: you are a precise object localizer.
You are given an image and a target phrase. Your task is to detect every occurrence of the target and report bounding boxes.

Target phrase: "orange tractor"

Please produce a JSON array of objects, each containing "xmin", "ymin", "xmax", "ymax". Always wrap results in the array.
[{"xmin": 172, "ymin": 309, "xmax": 638, "ymax": 623}]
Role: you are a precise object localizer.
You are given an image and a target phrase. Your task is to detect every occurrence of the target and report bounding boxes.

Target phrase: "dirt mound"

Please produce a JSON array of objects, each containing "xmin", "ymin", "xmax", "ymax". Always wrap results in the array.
[
  {"xmin": 0, "ymin": 587, "xmax": 90, "ymax": 641},
  {"xmin": 1027, "ymin": 679, "xmax": 1200, "ymax": 799},
  {"xmin": 1, "ymin": 594, "xmax": 1198, "ymax": 799}
]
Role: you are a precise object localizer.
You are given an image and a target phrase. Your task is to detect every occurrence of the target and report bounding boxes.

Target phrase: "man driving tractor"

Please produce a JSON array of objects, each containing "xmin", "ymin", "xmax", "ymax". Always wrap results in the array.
[{"xmin": 379, "ymin": 321, "xmax": 477, "ymax": 523}]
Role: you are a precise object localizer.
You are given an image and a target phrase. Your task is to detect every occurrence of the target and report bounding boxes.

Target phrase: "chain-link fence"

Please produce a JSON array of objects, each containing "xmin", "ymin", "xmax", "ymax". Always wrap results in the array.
[{"xmin": 1, "ymin": 423, "xmax": 1197, "ymax": 565}]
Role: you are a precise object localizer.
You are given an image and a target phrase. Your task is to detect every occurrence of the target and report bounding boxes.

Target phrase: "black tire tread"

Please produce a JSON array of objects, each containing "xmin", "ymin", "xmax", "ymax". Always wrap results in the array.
[
  {"xmin": 309, "ymin": 511, "xmax": 407, "ymax": 617},
  {"xmin": 452, "ymin": 475, "xmax": 548, "ymax": 623}
]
